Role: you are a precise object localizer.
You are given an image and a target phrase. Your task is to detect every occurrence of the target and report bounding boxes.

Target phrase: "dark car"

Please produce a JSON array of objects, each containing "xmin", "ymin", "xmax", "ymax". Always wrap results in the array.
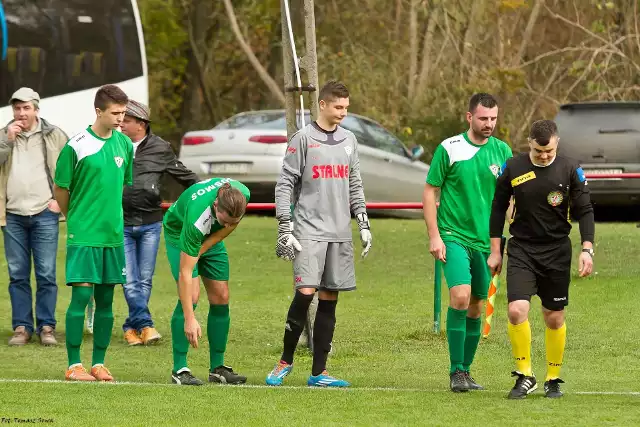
[{"xmin": 554, "ymin": 102, "xmax": 640, "ymax": 206}]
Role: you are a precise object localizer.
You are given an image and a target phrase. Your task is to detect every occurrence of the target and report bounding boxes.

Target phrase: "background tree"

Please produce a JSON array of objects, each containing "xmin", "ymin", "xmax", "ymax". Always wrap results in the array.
[{"xmin": 138, "ymin": 0, "xmax": 640, "ymax": 159}]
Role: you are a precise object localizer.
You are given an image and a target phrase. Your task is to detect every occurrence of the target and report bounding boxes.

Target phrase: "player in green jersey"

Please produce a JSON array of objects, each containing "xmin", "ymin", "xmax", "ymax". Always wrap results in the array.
[
  {"xmin": 423, "ymin": 93, "xmax": 513, "ymax": 392},
  {"xmin": 163, "ymin": 177, "xmax": 250, "ymax": 386},
  {"xmin": 53, "ymin": 85, "xmax": 133, "ymax": 382}
]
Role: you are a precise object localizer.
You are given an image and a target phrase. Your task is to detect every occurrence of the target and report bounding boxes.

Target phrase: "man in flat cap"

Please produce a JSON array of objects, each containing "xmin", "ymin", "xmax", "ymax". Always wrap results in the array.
[
  {"xmin": 0, "ymin": 87, "xmax": 68, "ymax": 346},
  {"xmin": 118, "ymin": 99, "xmax": 199, "ymax": 346}
]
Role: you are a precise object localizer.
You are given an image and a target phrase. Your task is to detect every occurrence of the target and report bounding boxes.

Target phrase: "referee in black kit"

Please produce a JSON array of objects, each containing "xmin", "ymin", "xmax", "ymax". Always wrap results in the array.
[{"xmin": 487, "ymin": 119, "xmax": 595, "ymax": 400}]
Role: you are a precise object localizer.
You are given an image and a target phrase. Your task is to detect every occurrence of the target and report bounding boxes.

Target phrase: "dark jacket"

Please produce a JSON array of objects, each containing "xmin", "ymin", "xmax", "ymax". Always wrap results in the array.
[{"xmin": 123, "ymin": 129, "xmax": 198, "ymax": 226}]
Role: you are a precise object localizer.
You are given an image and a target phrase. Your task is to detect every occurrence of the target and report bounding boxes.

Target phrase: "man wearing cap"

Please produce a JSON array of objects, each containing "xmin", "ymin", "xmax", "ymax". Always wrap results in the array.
[
  {"xmin": 0, "ymin": 87, "xmax": 68, "ymax": 346},
  {"xmin": 119, "ymin": 99, "xmax": 198, "ymax": 346}
]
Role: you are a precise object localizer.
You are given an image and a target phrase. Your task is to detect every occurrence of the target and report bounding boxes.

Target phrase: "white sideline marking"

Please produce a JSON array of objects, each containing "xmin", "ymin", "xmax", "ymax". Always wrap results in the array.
[{"xmin": 0, "ymin": 378, "xmax": 638, "ymax": 396}]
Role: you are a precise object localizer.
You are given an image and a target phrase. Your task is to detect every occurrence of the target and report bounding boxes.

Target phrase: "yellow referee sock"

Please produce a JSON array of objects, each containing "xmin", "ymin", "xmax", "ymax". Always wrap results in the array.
[
  {"xmin": 507, "ymin": 320, "xmax": 532, "ymax": 377},
  {"xmin": 545, "ymin": 323, "xmax": 566, "ymax": 381}
]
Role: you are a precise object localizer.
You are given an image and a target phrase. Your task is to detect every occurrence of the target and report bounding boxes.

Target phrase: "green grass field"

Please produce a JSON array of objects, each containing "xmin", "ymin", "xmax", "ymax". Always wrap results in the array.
[{"xmin": 0, "ymin": 217, "xmax": 639, "ymax": 426}]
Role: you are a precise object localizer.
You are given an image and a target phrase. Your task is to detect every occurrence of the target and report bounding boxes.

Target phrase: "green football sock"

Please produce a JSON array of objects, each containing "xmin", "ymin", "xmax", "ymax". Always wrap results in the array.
[
  {"xmin": 447, "ymin": 307, "xmax": 467, "ymax": 374},
  {"xmin": 462, "ymin": 316, "xmax": 482, "ymax": 372},
  {"xmin": 65, "ymin": 286, "xmax": 93, "ymax": 367},
  {"xmin": 208, "ymin": 304, "xmax": 230, "ymax": 371},
  {"xmin": 172, "ymin": 301, "xmax": 197, "ymax": 372},
  {"xmin": 92, "ymin": 285, "xmax": 115, "ymax": 366}
]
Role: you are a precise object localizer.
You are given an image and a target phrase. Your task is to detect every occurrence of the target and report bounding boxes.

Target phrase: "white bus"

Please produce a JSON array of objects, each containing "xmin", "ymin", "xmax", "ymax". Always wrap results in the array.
[{"xmin": 0, "ymin": 0, "xmax": 148, "ymax": 137}]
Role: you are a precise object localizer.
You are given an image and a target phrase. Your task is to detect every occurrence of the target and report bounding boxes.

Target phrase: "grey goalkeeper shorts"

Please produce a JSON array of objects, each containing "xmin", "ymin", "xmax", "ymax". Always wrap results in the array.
[{"xmin": 293, "ymin": 240, "xmax": 356, "ymax": 291}]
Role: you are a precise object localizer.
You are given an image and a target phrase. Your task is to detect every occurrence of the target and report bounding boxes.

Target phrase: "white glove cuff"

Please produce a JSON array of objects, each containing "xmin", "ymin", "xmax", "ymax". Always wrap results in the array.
[
  {"xmin": 278, "ymin": 220, "xmax": 293, "ymax": 234},
  {"xmin": 356, "ymin": 212, "xmax": 370, "ymax": 230}
]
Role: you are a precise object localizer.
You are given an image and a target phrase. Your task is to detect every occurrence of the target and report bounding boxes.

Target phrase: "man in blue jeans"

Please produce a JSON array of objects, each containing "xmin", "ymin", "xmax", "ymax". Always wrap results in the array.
[
  {"xmin": 118, "ymin": 100, "xmax": 198, "ymax": 345},
  {"xmin": 0, "ymin": 87, "xmax": 68, "ymax": 346}
]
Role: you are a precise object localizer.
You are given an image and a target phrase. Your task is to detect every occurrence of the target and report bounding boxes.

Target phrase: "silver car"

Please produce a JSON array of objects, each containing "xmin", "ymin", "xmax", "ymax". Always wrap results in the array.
[
  {"xmin": 179, "ymin": 110, "xmax": 429, "ymax": 215},
  {"xmin": 555, "ymin": 102, "xmax": 640, "ymax": 207}
]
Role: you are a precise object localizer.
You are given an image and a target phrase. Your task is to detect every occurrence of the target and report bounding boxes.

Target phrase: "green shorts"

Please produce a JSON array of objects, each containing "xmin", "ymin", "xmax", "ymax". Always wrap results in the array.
[
  {"xmin": 165, "ymin": 241, "xmax": 229, "ymax": 282},
  {"xmin": 442, "ymin": 241, "xmax": 491, "ymax": 299},
  {"xmin": 66, "ymin": 245, "xmax": 126, "ymax": 285}
]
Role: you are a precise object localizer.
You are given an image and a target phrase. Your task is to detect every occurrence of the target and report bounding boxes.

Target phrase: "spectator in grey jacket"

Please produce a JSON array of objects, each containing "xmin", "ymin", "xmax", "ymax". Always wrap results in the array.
[{"xmin": 0, "ymin": 87, "xmax": 67, "ymax": 346}]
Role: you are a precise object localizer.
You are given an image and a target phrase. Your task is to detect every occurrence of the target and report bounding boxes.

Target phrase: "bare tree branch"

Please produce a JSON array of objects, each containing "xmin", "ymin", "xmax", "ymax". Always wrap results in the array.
[
  {"xmin": 562, "ymin": 48, "xmax": 603, "ymax": 103},
  {"xmin": 394, "ymin": 0, "xmax": 403, "ymax": 42},
  {"xmin": 407, "ymin": 0, "xmax": 419, "ymax": 97},
  {"xmin": 634, "ymin": 0, "xmax": 640, "ymax": 59},
  {"xmin": 545, "ymin": 4, "xmax": 640, "ymax": 73},
  {"xmin": 497, "ymin": 11, "xmax": 505, "ymax": 67},
  {"xmin": 608, "ymin": 85, "xmax": 640, "ymax": 96},
  {"xmin": 414, "ymin": 7, "xmax": 439, "ymax": 103},
  {"xmin": 441, "ymin": 8, "xmax": 464, "ymax": 64},
  {"xmin": 430, "ymin": 27, "xmax": 451, "ymax": 80},
  {"xmin": 181, "ymin": 0, "xmax": 216, "ymax": 123},
  {"xmin": 518, "ymin": 46, "xmax": 616, "ymax": 69},
  {"xmin": 514, "ymin": 63, "xmax": 563, "ymax": 150},
  {"xmin": 222, "ymin": 0, "xmax": 285, "ymax": 105},
  {"xmin": 460, "ymin": 0, "xmax": 484, "ymax": 78},
  {"xmin": 512, "ymin": 0, "xmax": 544, "ymax": 66}
]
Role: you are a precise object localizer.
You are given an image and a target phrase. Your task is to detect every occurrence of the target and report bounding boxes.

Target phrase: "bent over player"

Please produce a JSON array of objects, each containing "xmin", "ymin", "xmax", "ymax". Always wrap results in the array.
[
  {"xmin": 265, "ymin": 81, "xmax": 372, "ymax": 387},
  {"xmin": 54, "ymin": 85, "xmax": 133, "ymax": 381},
  {"xmin": 163, "ymin": 177, "xmax": 250, "ymax": 386},
  {"xmin": 423, "ymin": 93, "xmax": 512, "ymax": 392},
  {"xmin": 488, "ymin": 120, "xmax": 594, "ymax": 399}
]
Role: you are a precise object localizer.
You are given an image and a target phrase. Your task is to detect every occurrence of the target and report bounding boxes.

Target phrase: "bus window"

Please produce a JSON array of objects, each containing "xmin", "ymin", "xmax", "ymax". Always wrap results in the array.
[
  {"xmin": 0, "ymin": 0, "xmax": 143, "ymax": 103},
  {"xmin": 0, "ymin": 0, "xmax": 62, "ymax": 104},
  {"xmin": 60, "ymin": 0, "xmax": 143, "ymax": 90}
]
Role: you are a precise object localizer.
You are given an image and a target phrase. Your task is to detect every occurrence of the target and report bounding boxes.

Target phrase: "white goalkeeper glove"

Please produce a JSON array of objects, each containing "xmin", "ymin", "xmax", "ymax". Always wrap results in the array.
[
  {"xmin": 276, "ymin": 220, "xmax": 302, "ymax": 261},
  {"xmin": 356, "ymin": 212, "xmax": 372, "ymax": 259}
]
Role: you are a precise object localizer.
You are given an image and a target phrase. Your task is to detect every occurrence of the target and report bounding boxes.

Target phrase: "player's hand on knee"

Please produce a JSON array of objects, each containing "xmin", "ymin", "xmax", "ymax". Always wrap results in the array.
[
  {"xmin": 356, "ymin": 212, "xmax": 372, "ymax": 259},
  {"xmin": 578, "ymin": 251, "xmax": 593, "ymax": 277},
  {"xmin": 276, "ymin": 220, "xmax": 302, "ymax": 261},
  {"xmin": 184, "ymin": 317, "xmax": 201, "ymax": 348},
  {"xmin": 487, "ymin": 252, "xmax": 503, "ymax": 275},
  {"xmin": 429, "ymin": 236, "xmax": 446, "ymax": 262}
]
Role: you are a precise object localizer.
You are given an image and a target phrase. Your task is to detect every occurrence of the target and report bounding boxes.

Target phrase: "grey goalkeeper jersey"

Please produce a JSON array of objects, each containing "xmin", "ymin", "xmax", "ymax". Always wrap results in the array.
[{"xmin": 275, "ymin": 122, "xmax": 367, "ymax": 242}]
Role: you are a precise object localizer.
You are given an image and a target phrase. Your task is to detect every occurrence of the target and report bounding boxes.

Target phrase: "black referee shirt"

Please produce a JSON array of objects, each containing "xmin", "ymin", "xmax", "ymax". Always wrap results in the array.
[{"xmin": 489, "ymin": 153, "xmax": 595, "ymax": 244}]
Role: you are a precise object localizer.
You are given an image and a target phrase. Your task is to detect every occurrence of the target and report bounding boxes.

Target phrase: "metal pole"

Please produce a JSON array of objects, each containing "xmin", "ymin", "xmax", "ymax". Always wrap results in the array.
[{"xmin": 281, "ymin": 1, "xmax": 297, "ymax": 137}]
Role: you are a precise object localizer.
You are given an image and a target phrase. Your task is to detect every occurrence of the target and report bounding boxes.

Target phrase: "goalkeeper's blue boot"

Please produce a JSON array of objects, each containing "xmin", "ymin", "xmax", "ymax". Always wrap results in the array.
[
  {"xmin": 307, "ymin": 370, "xmax": 350, "ymax": 388},
  {"xmin": 265, "ymin": 361, "xmax": 292, "ymax": 386}
]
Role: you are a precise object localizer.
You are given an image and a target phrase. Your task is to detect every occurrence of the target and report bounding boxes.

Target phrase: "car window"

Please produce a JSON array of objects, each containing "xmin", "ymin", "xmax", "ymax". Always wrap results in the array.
[
  {"xmin": 340, "ymin": 115, "xmax": 366, "ymax": 137},
  {"xmin": 215, "ymin": 112, "xmax": 311, "ymax": 130},
  {"xmin": 342, "ymin": 115, "xmax": 384, "ymax": 149},
  {"xmin": 359, "ymin": 119, "xmax": 408, "ymax": 157}
]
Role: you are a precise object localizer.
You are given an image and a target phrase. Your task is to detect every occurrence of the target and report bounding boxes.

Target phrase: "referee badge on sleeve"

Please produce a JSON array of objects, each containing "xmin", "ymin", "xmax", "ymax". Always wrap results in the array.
[
  {"xmin": 576, "ymin": 167, "xmax": 587, "ymax": 183},
  {"xmin": 547, "ymin": 190, "xmax": 563, "ymax": 206}
]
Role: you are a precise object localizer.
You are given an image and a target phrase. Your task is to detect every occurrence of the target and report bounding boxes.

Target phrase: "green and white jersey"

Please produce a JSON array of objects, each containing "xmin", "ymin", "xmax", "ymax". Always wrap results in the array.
[
  {"xmin": 163, "ymin": 178, "xmax": 251, "ymax": 257},
  {"xmin": 426, "ymin": 132, "xmax": 512, "ymax": 252},
  {"xmin": 54, "ymin": 126, "xmax": 133, "ymax": 247}
]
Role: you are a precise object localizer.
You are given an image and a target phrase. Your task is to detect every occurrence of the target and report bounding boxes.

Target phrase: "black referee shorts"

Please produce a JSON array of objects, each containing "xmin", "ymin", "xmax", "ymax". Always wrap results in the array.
[{"xmin": 506, "ymin": 237, "xmax": 572, "ymax": 311}]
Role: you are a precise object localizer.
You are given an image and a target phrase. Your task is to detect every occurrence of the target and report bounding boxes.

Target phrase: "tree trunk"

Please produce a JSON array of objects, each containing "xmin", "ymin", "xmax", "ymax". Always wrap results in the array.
[
  {"xmin": 414, "ymin": 7, "xmax": 439, "ymax": 105},
  {"xmin": 178, "ymin": 0, "xmax": 217, "ymax": 133},
  {"xmin": 460, "ymin": 0, "xmax": 485, "ymax": 80},
  {"xmin": 222, "ymin": 0, "xmax": 285, "ymax": 105},
  {"xmin": 512, "ymin": 0, "xmax": 544, "ymax": 66},
  {"xmin": 407, "ymin": 0, "xmax": 419, "ymax": 98}
]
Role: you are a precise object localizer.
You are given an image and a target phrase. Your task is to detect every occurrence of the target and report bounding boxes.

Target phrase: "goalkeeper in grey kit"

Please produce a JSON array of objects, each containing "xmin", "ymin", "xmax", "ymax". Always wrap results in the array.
[{"xmin": 265, "ymin": 81, "xmax": 372, "ymax": 387}]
